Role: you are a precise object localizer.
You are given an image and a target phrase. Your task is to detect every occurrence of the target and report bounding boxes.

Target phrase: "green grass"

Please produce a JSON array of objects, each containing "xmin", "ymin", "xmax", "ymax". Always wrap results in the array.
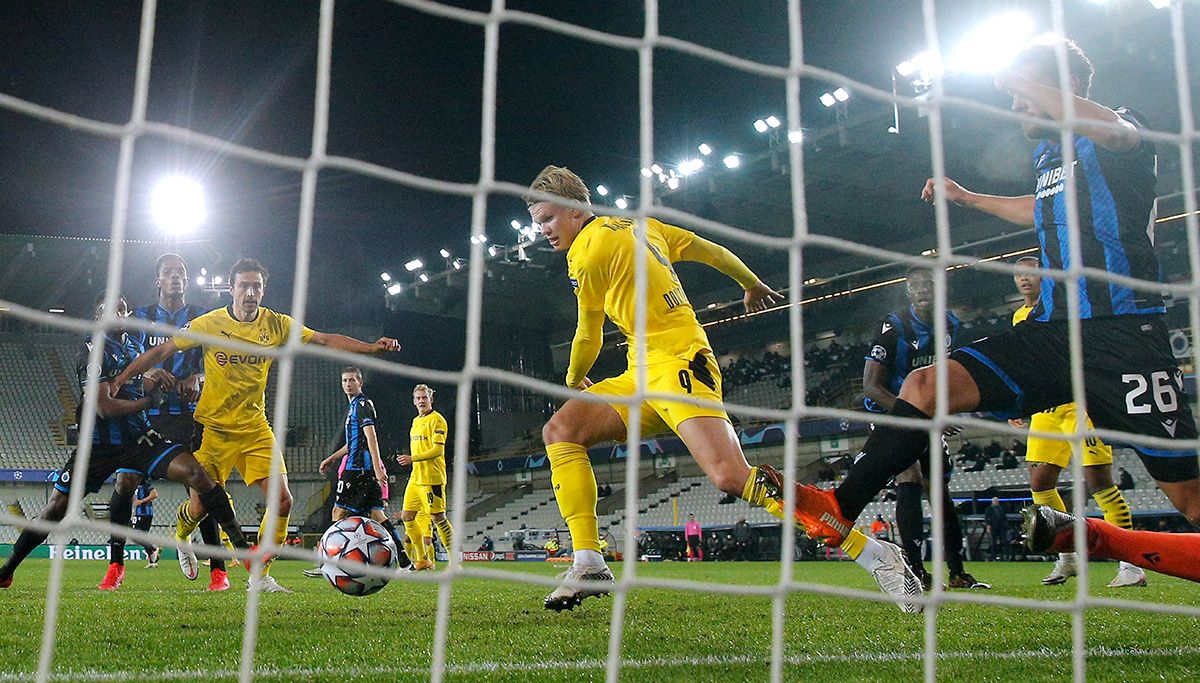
[{"xmin": 2, "ymin": 559, "xmax": 1199, "ymax": 681}]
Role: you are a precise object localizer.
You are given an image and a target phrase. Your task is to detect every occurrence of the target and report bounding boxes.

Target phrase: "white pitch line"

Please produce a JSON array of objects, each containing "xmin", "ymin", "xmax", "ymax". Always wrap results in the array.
[{"xmin": 4, "ymin": 644, "xmax": 1200, "ymax": 682}]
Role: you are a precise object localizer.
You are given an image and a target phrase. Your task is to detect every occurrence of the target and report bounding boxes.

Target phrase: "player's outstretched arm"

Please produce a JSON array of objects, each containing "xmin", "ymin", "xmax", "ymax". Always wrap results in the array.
[
  {"xmin": 678, "ymin": 236, "xmax": 781, "ymax": 312},
  {"xmin": 994, "ymin": 68, "xmax": 1139, "ymax": 152},
  {"xmin": 111, "ymin": 341, "xmax": 177, "ymax": 389},
  {"xmin": 921, "ymin": 177, "xmax": 1035, "ymax": 227},
  {"xmin": 319, "ymin": 445, "xmax": 348, "ymax": 474},
  {"xmin": 565, "ymin": 308, "xmax": 605, "ymax": 390},
  {"xmin": 309, "ymin": 332, "xmax": 400, "ymax": 354}
]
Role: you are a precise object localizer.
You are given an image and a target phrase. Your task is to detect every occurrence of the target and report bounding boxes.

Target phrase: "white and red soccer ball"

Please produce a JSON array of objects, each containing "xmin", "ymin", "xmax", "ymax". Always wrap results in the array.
[{"xmin": 317, "ymin": 516, "xmax": 397, "ymax": 596}]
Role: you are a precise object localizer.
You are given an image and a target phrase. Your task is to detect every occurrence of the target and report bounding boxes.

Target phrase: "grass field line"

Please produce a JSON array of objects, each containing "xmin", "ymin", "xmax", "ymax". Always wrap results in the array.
[{"xmin": 5, "ymin": 644, "xmax": 1200, "ymax": 681}]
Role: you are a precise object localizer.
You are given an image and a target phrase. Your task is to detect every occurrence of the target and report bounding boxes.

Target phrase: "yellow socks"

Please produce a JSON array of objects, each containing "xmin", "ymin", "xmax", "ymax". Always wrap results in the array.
[
  {"xmin": 840, "ymin": 528, "xmax": 869, "ymax": 560},
  {"xmin": 1031, "ymin": 488, "xmax": 1067, "ymax": 513},
  {"xmin": 175, "ymin": 500, "xmax": 200, "ymax": 540},
  {"xmin": 742, "ymin": 467, "xmax": 784, "ymax": 519},
  {"xmin": 546, "ymin": 442, "xmax": 600, "ymax": 552},
  {"xmin": 403, "ymin": 521, "xmax": 426, "ymax": 563},
  {"xmin": 256, "ymin": 515, "xmax": 289, "ymax": 575},
  {"xmin": 1092, "ymin": 485, "xmax": 1133, "ymax": 529},
  {"xmin": 434, "ymin": 517, "xmax": 454, "ymax": 552}
]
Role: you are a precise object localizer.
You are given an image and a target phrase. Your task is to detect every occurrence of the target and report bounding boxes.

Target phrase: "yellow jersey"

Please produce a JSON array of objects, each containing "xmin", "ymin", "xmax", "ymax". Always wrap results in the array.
[
  {"xmin": 567, "ymin": 215, "xmax": 712, "ymax": 366},
  {"xmin": 409, "ymin": 410, "xmax": 448, "ymax": 486},
  {"xmin": 1012, "ymin": 304, "xmax": 1034, "ymax": 326},
  {"xmin": 174, "ymin": 305, "xmax": 314, "ymax": 432}
]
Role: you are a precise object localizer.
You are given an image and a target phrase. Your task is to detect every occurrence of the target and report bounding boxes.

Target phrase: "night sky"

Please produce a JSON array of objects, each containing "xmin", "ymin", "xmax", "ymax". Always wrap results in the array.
[{"xmin": 0, "ymin": 1, "xmax": 1196, "ymax": 325}]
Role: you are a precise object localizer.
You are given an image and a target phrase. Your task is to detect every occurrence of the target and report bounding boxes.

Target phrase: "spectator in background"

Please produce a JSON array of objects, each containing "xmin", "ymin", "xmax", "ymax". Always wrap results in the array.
[
  {"xmin": 870, "ymin": 514, "xmax": 890, "ymax": 541},
  {"xmin": 545, "ymin": 535, "xmax": 563, "ymax": 557},
  {"xmin": 705, "ymin": 531, "xmax": 721, "ymax": 561},
  {"xmin": 479, "ymin": 535, "xmax": 494, "ymax": 552},
  {"xmin": 721, "ymin": 533, "xmax": 737, "ymax": 561},
  {"xmin": 684, "ymin": 513, "xmax": 703, "ymax": 562},
  {"xmin": 733, "ymin": 518, "xmax": 752, "ymax": 561},
  {"xmin": 999, "ymin": 449, "xmax": 1019, "ymax": 471},
  {"xmin": 984, "ymin": 497, "xmax": 1010, "ymax": 561},
  {"xmin": 1118, "ymin": 467, "xmax": 1135, "ymax": 491}
]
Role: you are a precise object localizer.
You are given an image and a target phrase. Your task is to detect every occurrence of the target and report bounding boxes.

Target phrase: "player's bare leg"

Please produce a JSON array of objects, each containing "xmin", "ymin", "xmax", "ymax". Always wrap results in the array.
[{"xmin": 540, "ymin": 397, "xmax": 624, "ymax": 611}]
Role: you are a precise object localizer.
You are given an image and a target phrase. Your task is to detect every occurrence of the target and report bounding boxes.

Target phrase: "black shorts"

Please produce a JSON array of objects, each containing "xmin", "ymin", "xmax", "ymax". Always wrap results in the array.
[
  {"xmin": 148, "ymin": 413, "xmax": 200, "ymax": 451},
  {"xmin": 133, "ymin": 515, "xmax": 154, "ymax": 532},
  {"xmin": 53, "ymin": 431, "xmax": 185, "ymax": 496},
  {"xmin": 334, "ymin": 471, "xmax": 385, "ymax": 514},
  {"xmin": 952, "ymin": 315, "xmax": 1199, "ymax": 482}
]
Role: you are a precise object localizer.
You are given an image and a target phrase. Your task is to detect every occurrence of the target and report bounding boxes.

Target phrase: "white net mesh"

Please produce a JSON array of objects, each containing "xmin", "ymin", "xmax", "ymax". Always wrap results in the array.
[{"xmin": 0, "ymin": 0, "xmax": 1198, "ymax": 681}]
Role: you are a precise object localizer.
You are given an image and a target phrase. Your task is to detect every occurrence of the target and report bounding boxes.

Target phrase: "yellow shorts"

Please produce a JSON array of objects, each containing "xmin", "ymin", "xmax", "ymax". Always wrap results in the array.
[
  {"xmin": 586, "ymin": 351, "xmax": 728, "ymax": 436},
  {"xmin": 403, "ymin": 480, "xmax": 447, "ymax": 515},
  {"xmin": 1026, "ymin": 404, "xmax": 1112, "ymax": 468},
  {"xmin": 195, "ymin": 425, "xmax": 286, "ymax": 487}
]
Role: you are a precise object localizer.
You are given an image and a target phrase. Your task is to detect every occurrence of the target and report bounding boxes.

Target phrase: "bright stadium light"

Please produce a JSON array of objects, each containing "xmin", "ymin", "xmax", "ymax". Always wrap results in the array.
[
  {"xmin": 819, "ymin": 92, "xmax": 837, "ymax": 107},
  {"xmin": 833, "ymin": 87, "xmax": 850, "ymax": 102},
  {"xmin": 765, "ymin": 115, "xmax": 782, "ymax": 129},
  {"xmin": 614, "ymin": 197, "xmax": 629, "ymax": 210},
  {"xmin": 596, "ymin": 184, "xmax": 609, "ymax": 196},
  {"xmin": 641, "ymin": 167, "xmax": 653, "ymax": 178},
  {"xmin": 510, "ymin": 219, "xmax": 521, "ymax": 230},
  {"xmin": 387, "ymin": 283, "xmax": 402, "ymax": 295},
  {"xmin": 667, "ymin": 177, "xmax": 680, "ymax": 190},
  {"xmin": 439, "ymin": 248, "xmax": 451, "ymax": 259},
  {"xmin": 896, "ymin": 60, "xmax": 916, "ymax": 77},
  {"xmin": 452, "ymin": 258, "xmax": 467, "ymax": 270},
  {"xmin": 200, "ymin": 267, "xmax": 207, "ymax": 276},
  {"xmin": 697, "ymin": 142, "xmax": 713, "ymax": 156},
  {"xmin": 196, "ymin": 276, "xmax": 206, "ymax": 286},
  {"xmin": 650, "ymin": 163, "xmax": 663, "ymax": 175},
  {"xmin": 212, "ymin": 275, "xmax": 222, "ymax": 286},
  {"xmin": 470, "ymin": 233, "xmax": 488, "ymax": 245},
  {"xmin": 947, "ymin": 11, "xmax": 1034, "ymax": 73},
  {"xmin": 678, "ymin": 158, "xmax": 704, "ymax": 176},
  {"xmin": 380, "ymin": 272, "xmax": 392, "ymax": 282},
  {"xmin": 753, "ymin": 118, "xmax": 769, "ymax": 133},
  {"xmin": 787, "ymin": 130, "xmax": 804, "ymax": 144},
  {"xmin": 488, "ymin": 245, "xmax": 500, "ymax": 257},
  {"xmin": 151, "ymin": 176, "xmax": 206, "ymax": 235},
  {"xmin": 418, "ymin": 272, "xmax": 429, "ymax": 283},
  {"xmin": 722, "ymin": 154, "xmax": 741, "ymax": 169},
  {"xmin": 404, "ymin": 258, "xmax": 423, "ymax": 272}
]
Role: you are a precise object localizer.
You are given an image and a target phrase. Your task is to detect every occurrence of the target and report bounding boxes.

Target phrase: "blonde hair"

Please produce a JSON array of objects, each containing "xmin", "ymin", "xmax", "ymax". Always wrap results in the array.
[
  {"xmin": 413, "ymin": 384, "xmax": 435, "ymax": 397},
  {"xmin": 525, "ymin": 165, "xmax": 590, "ymax": 207}
]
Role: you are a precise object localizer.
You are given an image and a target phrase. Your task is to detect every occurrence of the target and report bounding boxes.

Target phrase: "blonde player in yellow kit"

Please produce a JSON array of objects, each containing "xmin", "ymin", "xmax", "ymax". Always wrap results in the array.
[
  {"xmin": 115, "ymin": 258, "xmax": 399, "ymax": 592},
  {"xmin": 396, "ymin": 384, "xmax": 453, "ymax": 571},
  {"xmin": 1010, "ymin": 255, "xmax": 1146, "ymax": 588},
  {"xmin": 527, "ymin": 165, "xmax": 854, "ymax": 611}
]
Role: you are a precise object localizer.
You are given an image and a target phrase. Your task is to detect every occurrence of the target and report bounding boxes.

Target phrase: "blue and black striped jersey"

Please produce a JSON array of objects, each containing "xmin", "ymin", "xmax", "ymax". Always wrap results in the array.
[
  {"xmin": 75, "ymin": 333, "xmax": 150, "ymax": 446},
  {"xmin": 863, "ymin": 306, "xmax": 961, "ymax": 413},
  {"xmin": 1029, "ymin": 108, "xmax": 1165, "ymax": 321},
  {"xmin": 342, "ymin": 394, "xmax": 378, "ymax": 471},
  {"xmin": 134, "ymin": 480, "xmax": 155, "ymax": 517},
  {"xmin": 132, "ymin": 303, "xmax": 207, "ymax": 415}
]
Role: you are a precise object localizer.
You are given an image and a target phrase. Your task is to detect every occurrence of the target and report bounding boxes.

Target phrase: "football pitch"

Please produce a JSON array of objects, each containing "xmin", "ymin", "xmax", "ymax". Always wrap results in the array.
[{"xmin": 1, "ymin": 560, "xmax": 1198, "ymax": 682}]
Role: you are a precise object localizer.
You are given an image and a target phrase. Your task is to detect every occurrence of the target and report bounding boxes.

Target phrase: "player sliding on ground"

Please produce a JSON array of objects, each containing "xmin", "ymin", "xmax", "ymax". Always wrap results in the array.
[
  {"xmin": 526, "ymin": 165, "xmax": 921, "ymax": 611},
  {"xmin": 112, "ymin": 258, "xmax": 400, "ymax": 593},
  {"xmin": 0, "ymin": 294, "xmax": 251, "ymax": 591},
  {"xmin": 1009, "ymin": 255, "xmax": 1147, "ymax": 589},
  {"xmin": 786, "ymin": 38, "xmax": 1200, "ymax": 604}
]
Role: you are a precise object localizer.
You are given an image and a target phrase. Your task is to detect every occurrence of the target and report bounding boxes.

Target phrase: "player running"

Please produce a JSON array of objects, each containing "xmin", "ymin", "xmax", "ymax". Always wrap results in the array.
[
  {"xmin": 862, "ymin": 266, "xmax": 987, "ymax": 590},
  {"xmin": 396, "ymin": 384, "xmax": 453, "ymax": 572},
  {"xmin": 1009, "ymin": 255, "xmax": 1146, "ymax": 588},
  {"xmin": 111, "ymin": 258, "xmax": 400, "ymax": 593},
  {"xmin": 525, "ymin": 165, "xmax": 920, "ymax": 612},
  {"xmin": 0, "ymin": 294, "xmax": 250, "ymax": 591},
  {"xmin": 305, "ymin": 366, "xmax": 408, "ymax": 577},
  {"xmin": 787, "ymin": 38, "xmax": 1200, "ymax": 596}
]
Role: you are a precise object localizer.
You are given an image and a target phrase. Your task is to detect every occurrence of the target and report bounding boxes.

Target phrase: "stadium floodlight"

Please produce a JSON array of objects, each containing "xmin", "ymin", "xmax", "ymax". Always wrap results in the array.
[
  {"xmin": 200, "ymin": 267, "xmax": 207, "ymax": 276},
  {"xmin": 212, "ymin": 275, "xmax": 222, "ymax": 286},
  {"xmin": 380, "ymin": 272, "xmax": 392, "ymax": 282},
  {"xmin": 470, "ymin": 233, "xmax": 488, "ymax": 245},
  {"xmin": 819, "ymin": 92, "xmax": 837, "ymax": 107},
  {"xmin": 896, "ymin": 60, "xmax": 916, "ymax": 77},
  {"xmin": 697, "ymin": 142, "xmax": 713, "ymax": 156},
  {"xmin": 833, "ymin": 87, "xmax": 850, "ymax": 102},
  {"xmin": 787, "ymin": 130, "xmax": 804, "ymax": 144},
  {"xmin": 614, "ymin": 197, "xmax": 629, "ymax": 210},
  {"xmin": 765, "ymin": 115, "xmax": 782, "ymax": 129},
  {"xmin": 151, "ymin": 176, "xmax": 206, "ymax": 235},
  {"xmin": 678, "ymin": 158, "xmax": 704, "ymax": 176},
  {"xmin": 753, "ymin": 118, "xmax": 769, "ymax": 133},
  {"xmin": 946, "ymin": 11, "xmax": 1034, "ymax": 73},
  {"xmin": 439, "ymin": 248, "xmax": 451, "ymax": 259},
  {"xmin": 418, "ymin": 272, "xmax": 430, "ymax": 283},
  {"xmin": 404, "ymin": 258, "xmax": 423, "ymax": 272},
  {"xmin": 650, "ymin": 163, "xmax": 663, "ymax": 175},
  {"xmin": 667, "ymin": 177, "xmax": 680, "ymax": 190},
  {"xmin": 452, "ymin": 258, "xmax": 467, "ymax": 270},
  {"xmin": 887, "ymin": 126, "xmax": 899, "ymax": 134},
  {"xmin": 722, "ymin": 154, "xmax": 741, "ymax": 169},
  {"xmin": 48, "ymin": 308, "xmax": 65, "ymax": 314},
  {"xmin": 640, "ymin": 167, "xmax": 653, "ymax": 178},
  {"xmin": 387, "ymin": 283, "xmax": 402, "ymax": 295},
  {"xmin": 487, "ymin": 245, "xmax": 500, "ymax": 257},
  {"xmin": 510, "ymin": 219, "xmax": 521, "ymax": 230},
  {"xmin": 196, "ymin": 276, "xmax": 206, "ymax": 286},
  {"xmin": 596, "ymin": 184, "xmax": 609, "ymax": 196}
]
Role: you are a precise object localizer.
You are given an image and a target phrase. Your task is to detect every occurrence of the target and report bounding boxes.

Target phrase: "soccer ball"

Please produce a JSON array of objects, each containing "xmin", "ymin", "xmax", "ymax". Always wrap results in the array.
[{"xmin": 317, "ymin": 516, "xmax": 398, "ymax": 596}]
